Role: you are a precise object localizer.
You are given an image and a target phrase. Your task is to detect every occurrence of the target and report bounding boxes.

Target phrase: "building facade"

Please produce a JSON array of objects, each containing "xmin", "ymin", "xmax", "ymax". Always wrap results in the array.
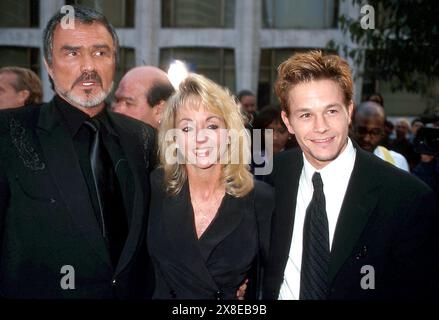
[{"xmin": 0, "ymin": 0, "xmax": 435, "ymax": 116}]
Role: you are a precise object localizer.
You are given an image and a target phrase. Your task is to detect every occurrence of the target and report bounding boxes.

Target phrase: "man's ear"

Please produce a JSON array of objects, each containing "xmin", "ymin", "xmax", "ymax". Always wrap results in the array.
[
  {"xmin": 17, "ymin": 90, "xmax": 30, "ymax": 105},
  {"xmin": 347, "ymin": 101, "xmax": 354, "ymax": 125},
  {"xmin": 155, "ymin": 100, "xmax": 166, "ymax": 116},
  {"xmin": 154, "ymin": 100, "xmax": 166, "ymax": 125},
  {"xmin": 281, "ymin": 110, "xmax": 294, "ymax": 135}
]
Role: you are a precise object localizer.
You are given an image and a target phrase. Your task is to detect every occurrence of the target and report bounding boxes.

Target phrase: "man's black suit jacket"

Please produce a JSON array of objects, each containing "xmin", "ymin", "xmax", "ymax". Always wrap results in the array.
[
  {"xmin": 0, "ymin": 98, "xmax": 156, "ymax": 298},
  {"xmin": 263, "ymin": 145, "xmax": 439, "ymax": 299}
]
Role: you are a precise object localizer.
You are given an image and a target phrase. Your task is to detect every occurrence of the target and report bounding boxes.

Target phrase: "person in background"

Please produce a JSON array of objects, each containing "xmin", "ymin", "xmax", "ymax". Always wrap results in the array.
[
  {"xmin": 237, "ymin": 89, "xmax": 257, "ymax": 126},
  {"xmin": 382, "ymin": 119, "xmax": 394, "ymax": 148},
  {"xmin": 367, "ymin": 92, "xmax": 384, "ymax": 107},
  {"xmin": 413, "ymin": 153, "xmax": 439, "ymax": 201},
  {"xmin": 412, "ymin": 126, "xmax": 439, "ymax": 201},
  {"xmin": 0, "ymin": 66, "xmax": 43, "ymax": 109},
  {"xmin": 112, "ymin": 66, "xmax": 174, "ymax": 129},
  {"xmin": 148, "ymin": 74, "xmax": 273, "ymax": 299},
  {"xmin": 252, "ymin": 105, "xmax": 297, "ymax": 179},
  {"xmin": 391, "ymin": 118, "xmax": 418, "ymax": 170},
  {"xmin": 253, "ymin": 105, "xmax": 296, "ymax": 155},
  {"xmin": 352, "ymin": 101, "xmax": 409, "ymax": 171},
  {"xmin": 410, "ymin": 118, "xmax": 424, "ymax": 143}
]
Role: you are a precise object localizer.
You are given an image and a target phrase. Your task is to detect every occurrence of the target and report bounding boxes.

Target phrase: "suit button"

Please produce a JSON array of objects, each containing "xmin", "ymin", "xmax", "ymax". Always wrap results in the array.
[
  {"xmin": 169, "ymin": 290, "xmax": 177, "ymax": 298},
  {"xmin": 356, "ymin": 245, "xmax": 368, "ymax": 260},
  {"xmin": 215, "ymin": 290, "xmax": 224, "ymax": 300},
  {"xmin": 112, "ymin": 279, "xmax": 117, "ymax": 286}
]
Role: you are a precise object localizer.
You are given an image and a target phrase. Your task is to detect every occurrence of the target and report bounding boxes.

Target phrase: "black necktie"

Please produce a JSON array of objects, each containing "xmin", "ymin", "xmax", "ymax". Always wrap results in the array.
[
  {"xmin": 300, "ymin": 172, "xmax": 330, "ymax": 300},
  {"xmin": 84, "ymin": 118, "xmax": 128, "ymax": 267}
]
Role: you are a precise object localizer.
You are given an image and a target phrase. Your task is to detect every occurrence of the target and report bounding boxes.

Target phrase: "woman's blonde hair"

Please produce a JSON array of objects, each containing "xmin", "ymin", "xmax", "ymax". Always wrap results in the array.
[{"xmin": 158, "ymin": 73, "xmax": 254, "ymax": 197}]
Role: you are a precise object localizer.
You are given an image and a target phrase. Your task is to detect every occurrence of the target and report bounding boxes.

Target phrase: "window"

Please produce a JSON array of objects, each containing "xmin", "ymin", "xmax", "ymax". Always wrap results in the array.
[
  {"xmin": 162, "ymin": 0, "xmax": 235, "ymax": 28},
  {"xmin": 160, "ymin": 48, "xmax": 235, "ymax": 91},
  {"xmin": 66, "ymin": 0, "xmax": 134, "ymax": 28},
  {"xmin": 0, "ymin": 47, "xmax": 40, "ymax": 76},
  {"xmin": 262, "ymin": 0, "xmax": 338, "ymax": 29},
  {"xmin": 0, "ymin": 0, "xmax": 39, "ymax": 28}
]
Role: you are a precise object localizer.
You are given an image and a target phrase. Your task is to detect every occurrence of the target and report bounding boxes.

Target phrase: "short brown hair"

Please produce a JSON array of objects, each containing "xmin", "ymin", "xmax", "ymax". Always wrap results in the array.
[
  {"xmin": 275, "ymin": 50, "xmax": 353, "ymax": 115},
  {"xmin": 0, "ymin": 66, "xmax": 43, "ymax": 104}
]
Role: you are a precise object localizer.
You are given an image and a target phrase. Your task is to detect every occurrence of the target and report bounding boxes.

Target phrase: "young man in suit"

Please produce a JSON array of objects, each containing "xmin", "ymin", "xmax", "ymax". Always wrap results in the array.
[
  {"xmin": 0, "ymin": 6, "xmax": 155, "ymax": 298},
  {"xmin": 263, "ymin": 50, "xmax": 439, "ymax": 300}
]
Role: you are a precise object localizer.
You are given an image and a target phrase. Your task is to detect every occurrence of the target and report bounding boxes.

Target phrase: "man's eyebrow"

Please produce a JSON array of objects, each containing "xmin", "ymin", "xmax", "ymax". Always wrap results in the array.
[
  {"xmin": 118, "ymin": 96, "xmax": 134, "ymax": 102},
  {"xmin": 293, "ymin": 108, "xmax": 311, "ymax": 114},
  {"xmin": 293, "ymin": 103, "xmax": 343, "ymax": 112},
  {"xmin": 325, "ymin": 103, "xmax": 343, "ymax": 109},
  {"xmin": 61, "ymin": 45, "xmax": 81, "ymax": 51},
  {"xmin": 92, "ymin": 44, "xmax": 111, "ymax": 50},
  {"xmin": 60, "ymin": 44, "xmax": 111, "ymax": 51}
]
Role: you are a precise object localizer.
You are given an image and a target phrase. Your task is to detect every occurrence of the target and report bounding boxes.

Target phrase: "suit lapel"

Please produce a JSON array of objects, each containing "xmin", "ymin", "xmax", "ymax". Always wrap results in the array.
[
  {"xmin": 162, "ymin": 182, "xmax": 219, "ymax": 290},
  {"xmin": 36, "ymin": 100, "xmax": 112, "ymax": 268},
  {"xmin": 198, "ymin": 193, "xmax": 246, "ymax": 261},
  {"xmin": 329, "ymin": 148, "xmax": 381, "ymax": 284},
  {"xmin": 272, "ymin": 149, "xmax": 303, "ymax": 275},
  {"xmin": 107, "ymin": 112, "xmax": 151, "ymax": 276}
]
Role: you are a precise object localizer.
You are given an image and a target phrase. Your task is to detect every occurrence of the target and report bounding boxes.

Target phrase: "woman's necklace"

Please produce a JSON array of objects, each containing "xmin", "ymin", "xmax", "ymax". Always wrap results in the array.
[{"xmin": 191, "ymin": 188, "xmax": 225, "ymax": 239}]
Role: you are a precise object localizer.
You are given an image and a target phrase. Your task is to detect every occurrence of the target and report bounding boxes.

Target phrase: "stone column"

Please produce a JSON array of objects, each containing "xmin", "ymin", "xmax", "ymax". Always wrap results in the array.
[
  {"xmin": 40, "ymin": 0, "xmax": 65, "ymax": 102},
  {"xmin": 234, "ymin": 0, "xmax": 261, "ymax": 95},
  {"xmin": 134, "ymin": 0, "xmax": 160, "ymax": 66}
]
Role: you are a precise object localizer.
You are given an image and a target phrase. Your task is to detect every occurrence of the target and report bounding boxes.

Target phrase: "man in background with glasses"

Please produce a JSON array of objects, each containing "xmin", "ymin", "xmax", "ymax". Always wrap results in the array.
[{"xmin": 353, "ymin": 101, "xmax": 409, "ymax": 172}]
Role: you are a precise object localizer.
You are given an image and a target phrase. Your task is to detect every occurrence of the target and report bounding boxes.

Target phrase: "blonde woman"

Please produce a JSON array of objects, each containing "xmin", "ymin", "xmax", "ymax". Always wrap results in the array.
[{"xmin": 147, "ymin": 74, "xmax": 274, "ymax": 299}]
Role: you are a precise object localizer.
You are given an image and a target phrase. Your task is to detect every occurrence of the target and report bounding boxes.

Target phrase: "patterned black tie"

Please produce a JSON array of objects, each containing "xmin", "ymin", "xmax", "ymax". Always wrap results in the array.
[
  {"xmin": 84, "ymin": 118, "xmax": 128, "ymax": 267},
  {"xmin": 299, "ymin": 172, "xmax": 330, "ymax": 300}
]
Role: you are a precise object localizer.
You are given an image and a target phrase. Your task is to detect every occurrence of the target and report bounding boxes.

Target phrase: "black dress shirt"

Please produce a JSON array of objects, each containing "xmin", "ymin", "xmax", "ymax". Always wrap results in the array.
[{"xmin": 54, "ymin": 95, "xmax": 133, "ymax": 239}]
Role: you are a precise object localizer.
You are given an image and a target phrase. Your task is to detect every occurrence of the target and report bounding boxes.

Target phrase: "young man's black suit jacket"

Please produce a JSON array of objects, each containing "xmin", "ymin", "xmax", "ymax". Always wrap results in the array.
[
  {"xmin": 263, "ymin": 144, "xmax": 439, "ymax": 299},
  {"xmin": 0, "ymin": 97, "xmax": 156, "ymax": 298}
]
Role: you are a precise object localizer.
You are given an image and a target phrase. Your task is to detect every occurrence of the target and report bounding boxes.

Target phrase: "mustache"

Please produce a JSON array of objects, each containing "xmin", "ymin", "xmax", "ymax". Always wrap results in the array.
[{"xmin": 72, "ymin": 71, "xmax": 103, "ymax": 88}]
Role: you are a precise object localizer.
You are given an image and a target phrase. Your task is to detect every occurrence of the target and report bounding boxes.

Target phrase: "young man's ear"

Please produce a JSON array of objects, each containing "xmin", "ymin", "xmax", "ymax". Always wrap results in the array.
[
  {"xmin": 281, "ymin": 110, "xmax": 295, "ymax": 135},
  {"xmin": 347, "ymin": 101, "xmax": 354, "ymax": 125}
]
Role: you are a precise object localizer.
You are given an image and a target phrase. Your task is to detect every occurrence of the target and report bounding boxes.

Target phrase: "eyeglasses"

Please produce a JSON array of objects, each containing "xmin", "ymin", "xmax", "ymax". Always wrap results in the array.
[{"xmin": 355, "ymin": 126, "xmax": 383, "ymax": 137}]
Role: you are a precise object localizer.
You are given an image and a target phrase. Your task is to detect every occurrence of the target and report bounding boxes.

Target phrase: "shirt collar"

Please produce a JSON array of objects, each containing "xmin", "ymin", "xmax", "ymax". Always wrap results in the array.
[{"xmin": 54, "ymin": 95, "xmax": 118, "ymax": 137}]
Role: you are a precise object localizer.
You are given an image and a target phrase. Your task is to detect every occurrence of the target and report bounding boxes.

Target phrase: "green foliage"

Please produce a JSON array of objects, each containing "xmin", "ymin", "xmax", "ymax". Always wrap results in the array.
[{"xmin": 332, "ymin": 0, "xmax": 439, "ymax": 94}]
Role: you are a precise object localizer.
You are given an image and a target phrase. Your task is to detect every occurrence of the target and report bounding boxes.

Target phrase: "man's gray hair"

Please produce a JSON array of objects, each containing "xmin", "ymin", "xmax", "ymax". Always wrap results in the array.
[{"xmin": 43, "ymin": 5, "xmax": 119, "ymax": 65}]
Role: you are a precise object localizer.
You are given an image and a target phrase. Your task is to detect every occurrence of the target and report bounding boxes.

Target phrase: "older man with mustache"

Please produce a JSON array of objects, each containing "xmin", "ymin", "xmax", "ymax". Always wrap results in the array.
[{"xmin": 0, "ymin": 6, "xmax": 156, "ymax": 298}]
